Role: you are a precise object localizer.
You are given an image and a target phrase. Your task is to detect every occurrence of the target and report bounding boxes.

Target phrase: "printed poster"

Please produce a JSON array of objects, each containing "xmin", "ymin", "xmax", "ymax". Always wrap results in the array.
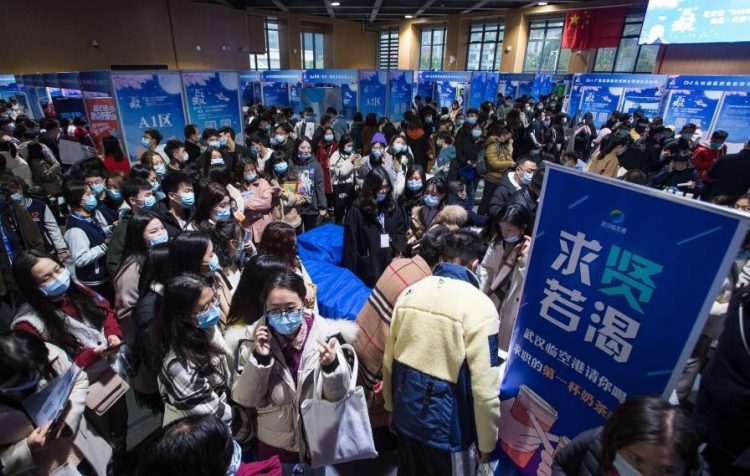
[
  {"xmin": 359, "ymin": 71, "xmax": 387, "ymax": 118},
  {"xmin": 80, "ymin": 71, "xmax": 122, "ymax": 155},
  {"xmin": 387, "ymin": 71, "xmax": 413, "ymax": 123},
  {"xmin": 579, "ymin": 87, "xmax": 623, "ymax": 127},
  {"xmin": 182, "ymin": 72, "xmax": 242, "ymax": 133},
  {"xmin": 713, "ymin": 92, "xmax": 750, "ymax": 144},
  {"xmin": 663, "ymin": 89, "xmax": 721, "ymax": 137}
]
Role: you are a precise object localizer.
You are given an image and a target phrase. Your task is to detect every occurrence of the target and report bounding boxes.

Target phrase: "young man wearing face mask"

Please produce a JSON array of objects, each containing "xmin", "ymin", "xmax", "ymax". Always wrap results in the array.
[
  {"xmin": 218, "ymin": 126, "xmax": 249, "ymax": 165},
  {"xmin": 488, "ymin": 156, "xmax": 537, "ymax": 218},
  {"xmin": 164, "ymin": 139, "xmax": 188, "ymax": 174},
  {"xmin": 383, "ymin": 229, "xmax": 500, "ymax": 475},
  {"xmin": 455, "ymin": 108, "xmax": 480, "ymax": 159},
  {"xmin": 650, "ymin": 153, "xmax": 704, "ymax": 196},
  {"xmin": 156, "ymin": 171, "xmax": 195, "ymax": 236},
  {"xmin": 184, "ymin": 124, "xmax": 202, "ymax": 163},
  {"xmin": 247, "ymin": 131, "xmax": 273, "ymax": 174},
  {"xmin": 294, "ymin": 107, "xmax": 317, "ymax": 141}
]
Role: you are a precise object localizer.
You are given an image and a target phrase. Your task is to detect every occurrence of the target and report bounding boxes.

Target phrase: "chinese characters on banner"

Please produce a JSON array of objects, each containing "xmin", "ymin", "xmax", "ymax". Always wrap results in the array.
[
  {"xmin": 80, "ymin": 71, "xmax": 123, "ymax": 155},
  {"xmin": 112, "ymin": 72, "xmax": 187, "ymax": 161},
  {"xmin": 359, "ymin": 71, "xmax": 387, "ymax": 118},
  {"xmin": 182, "ymin": 72, "xmax": 242, "ymax": 133},
  {"xmin": 387, "ymin": 71, "xmax": 413, "ymax": 123},
  {"xmin": 497, "ymin": 164, "xmax": 747, "ymax": 475}
]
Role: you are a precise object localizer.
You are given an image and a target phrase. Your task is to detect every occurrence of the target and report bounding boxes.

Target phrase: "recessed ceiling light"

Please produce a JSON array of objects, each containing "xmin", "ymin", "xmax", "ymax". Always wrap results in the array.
[
  {"xmin": 538, "ymin": 1, "xmax": 549, "ymax": 5},
  {"xmin": 405, "ymin": 14, "xmax": 413, "ymax": 18},
  {"xmin": 331, "ymin": 1, "xmax": 340, "ymax": 5}
]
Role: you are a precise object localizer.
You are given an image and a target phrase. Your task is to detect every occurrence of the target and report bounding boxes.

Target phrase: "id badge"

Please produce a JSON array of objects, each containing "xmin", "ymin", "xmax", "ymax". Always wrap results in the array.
[{"xmin": 380, "ymin": 233, "xmax": 390, "ymax": 248}]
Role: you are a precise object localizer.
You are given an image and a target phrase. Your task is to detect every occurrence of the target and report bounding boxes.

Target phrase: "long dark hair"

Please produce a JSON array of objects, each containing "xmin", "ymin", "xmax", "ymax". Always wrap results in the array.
[
  {"xmin": 138, "ymin": 243, "xmax": 171, "ymax": 296},
  {"xmin": 258, "ymin": 222, "xmax": 298, "ymax": 270},
  {"xmin": 193, "ymin": 182, "xmax": 230, "ymax": 226},
  {"xmin": 136, "ymin": 414, "xmax": 234, "ymax": 476},
  {"xmin": 154, "ymin": 273, "xmax": 224, "ymax": 375},
  {"xmin": 485, "ymin": 204, "xmax": 532, "ymax": 243},
  {"xmin": 262, "ymin": 271, "xmax": 307, "ymax": 304},
  {"xmin": 600, "ymin": 135, "xmax": 629, "ymax": 157},
  {"xmin": 12, "ymin": 250, "xmax": 107, "ymax": 355},
  {"xmin": 264, "ymin": 150, "xmax": 296, "ymax": 182},
  {"xmin": 357, "ymin": 167, "xmax": 395, "ymax": 216},
  {"xmin": 209, "ymin": 220, "xmax": 242, "ymax": 269},
  {"xmin": 120, "ymin": 212, "xmax": 163, "ymax": 274},
  {"xmin": 0, "ymin": 331, "xmax": 50, "ymax": 389},
  {"xmin": 601, "ymin": 396, "xmax": 700, "ymax": 473},
  {"xmin": 168, "ymin": 231, "xmax": 211, "ymax": 275},
  {"xmin": 400, "ymin": 165, "xmax": 426, "ymax": 201},
  {"xmin": 226, "ymin": 255, "xmax": 287, "ymax": 327},
  {"xmin": 103, "ymin": 135, "xmax": 124, "ymax": 162}
]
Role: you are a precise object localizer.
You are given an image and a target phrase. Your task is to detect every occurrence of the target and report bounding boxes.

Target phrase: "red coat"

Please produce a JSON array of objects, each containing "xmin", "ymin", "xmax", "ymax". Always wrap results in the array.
[
  {"xmin": 316, "ymin": 141, "xmax": 338, "ymax": 194},
  {"xmin": 692, "ymin": 144, "xmax": 725, "ymax": 182}
]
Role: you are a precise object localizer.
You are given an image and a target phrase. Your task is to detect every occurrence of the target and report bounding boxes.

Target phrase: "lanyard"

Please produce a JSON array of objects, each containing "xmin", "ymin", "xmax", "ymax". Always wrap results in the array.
[
  {"xmin": 0, "ymin": 219, "xmax": 13, "ymax": 264},
  {"xmin": 377, "ymin": 212, "xmax": 385, "ymax": 232}
]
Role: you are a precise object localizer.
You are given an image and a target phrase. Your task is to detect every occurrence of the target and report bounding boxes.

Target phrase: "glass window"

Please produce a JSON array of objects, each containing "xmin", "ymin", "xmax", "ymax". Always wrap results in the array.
[
  {"xmin": 249, "ymin": 18, "xmax": 281, "ymax": 70},
  {"xmin": 419, "ymin": 26, "xmax": 446, "ymax": 71},
  {"xmin": 378, "ymin": 28, "xmax": 399, "ymax": 70},
  {"xmin": 301, "ymin": 31, "xmax": 325, "ymax": 69},
  {"xmin": 593, "ymin": 13, "xmax": 657, "ymax": 73},
  {"xmin": 523, "ymin": 18, "xmax": 567, "ymax": 72},
  {"xmin": 466, "ymin": 21, "xmax": 505, "ymax": 71}
]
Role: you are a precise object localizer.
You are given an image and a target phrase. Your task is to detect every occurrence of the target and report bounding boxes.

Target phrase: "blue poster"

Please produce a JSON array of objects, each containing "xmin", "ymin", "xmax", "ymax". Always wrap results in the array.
[
  {"xmin": 714, "ymin": 92, "xmax": 750, "ymax": 144},
  {"xmin": 415, "ymin": 72, "xmax": 435, "ymax": 102},
  {"xmin": 112, "ymin": 72, "xmax": 187, "ymax": 161},
  {"xmin": 621, "ymin": 86, "xmax": 664, "ymax": 118},
  {"xmin": 567, "ymin": 85, "xmax": 584, "ymax": 118},
  {"xmin": 498, "ymin": 80, "xmax": 515, "ymax": 99},
  {"xmin": 497, "ymin": 165, "xmax": 746, "ymax": 475},
  {"xmin": 640, "ymin": 0, "xmax": 750, "ymax": 45},
  {"xmin": 262, "ymin": 82, "xmax": 290, "ymax": 107},
  {"xmin": 486, "ymin": 74, "xmax": 500, "ymax": 105},
  {"xmin": 51, "ymin": 97, "xmax": 86, "ymax": 121},
  {"xmin": 533, "ymin": 74, "xmax": 553, "ymax": 98},
  {"xmin": 182, "ymin": 72, "xmax": 241, "ymax": 133},
  {"xmin": 303, "ymin": 70, "xmax": 358, "ymax": 119},
  {"xmin": 469, "ymin": 72, "xmax": 488, "ymax": 109},
  {"xmin": 579, "ymin": 87, "xmax": 623, "ymax": 127},
  {"xmin": 388, "ymin": 70, "xmax": 413, "ymax": 122},
  {"xmin": 260, "ymin": 70, "xmax": 303, "ymax": 109},
  {"xmin": 79, "ymin": 71, "xmax": 114, "ymax": 96},
  {"xmin": 359, "ymin": 71, "xmax": 387, "ymax": 117},
  {"xmin": 58, "ymin": 73, "xmax": 81, "ymax": 97},
  {"xmin": 436, "ymin": 81, "xmax": 459, "ymax": 109},
  {"xmin": 0, "ymin": 75, "xmax": 18, "ymax": 100},
  {"xmin": 516, "ymin": 80, "xmax": 534, "ymax": 98},
  {"xmin": 239, "ymin": 71, "xmax": 261, "ymax": 106},
  {"xmin": 663, "ymin": 89, "xmax": 721, "ymax": 135}
]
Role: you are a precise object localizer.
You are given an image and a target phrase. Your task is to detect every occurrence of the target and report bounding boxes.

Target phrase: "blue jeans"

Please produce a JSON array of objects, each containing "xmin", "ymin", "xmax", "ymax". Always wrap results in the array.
[{"xmin": 462, "ymin": 176, "xmax": 479, "ymax": 208}]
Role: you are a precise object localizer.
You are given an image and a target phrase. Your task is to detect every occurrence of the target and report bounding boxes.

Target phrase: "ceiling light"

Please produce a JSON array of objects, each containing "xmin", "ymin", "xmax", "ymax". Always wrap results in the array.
[
  {"xmin": 405, "ymin": 15, "xmax": 413, "ymax": 18},
  {"xmin": 538, "ymin": 1, "xmax": 549, "ymax": 5},
  {"xmin": 331, "ymin": 1, "xmax": 340, "ymax": 5}
]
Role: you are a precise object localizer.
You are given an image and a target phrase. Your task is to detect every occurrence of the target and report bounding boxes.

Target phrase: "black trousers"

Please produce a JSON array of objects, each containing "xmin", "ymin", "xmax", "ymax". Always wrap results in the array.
[
  {"xmin": 477, "ymin": 179, "xmax": 499, "ymax": 216},
  {"xmin": 397, "ymin": 433, "xmax": 453, "ymax": 476},
  {"xmin": 333, "ymin": 183, "xmax": 356, "ymax": 224},
  {"xmin": 300, "ymin": 214, "xmax": 319, "ymax": 233}
]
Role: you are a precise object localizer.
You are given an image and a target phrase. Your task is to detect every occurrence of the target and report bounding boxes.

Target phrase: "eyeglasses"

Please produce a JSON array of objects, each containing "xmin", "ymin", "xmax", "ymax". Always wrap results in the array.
[{"xmin": 195, "ymin": 294, "xmax": 219, "ymax": 315}]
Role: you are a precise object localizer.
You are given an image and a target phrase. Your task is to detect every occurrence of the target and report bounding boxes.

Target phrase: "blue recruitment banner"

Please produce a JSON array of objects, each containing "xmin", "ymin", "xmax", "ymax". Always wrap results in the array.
[
  {"xmin": 79, "ymin": 71, "xmax": 114, "ymax": 95},
  {"xmin": 0, "ymin": 75, "xmax": 19, "ymax": 100},
  {"xmin": 51, "ymin": 96, "xmax": 87, "ymax": 120},
  {"xmin": 662, "ymin": 89, "xmax": 721, "ymax": 135},
  {"xmin": 417, "ymin": 71, "xmax": 472, "ymax": 109},
  {"xmin": 415, "ymin": 71, "xmax": 436, "ymax": 103},
  {"xmin": 497, "ymin": 74, "xmax": 536, "ymax": 99},
  {"xmin": 713, "ymin": 92, "xmax": 750, "ymax": 144},
  {"xmin": 22, "ymin": 75, "xmax": 42, "ymax": 119},
  {"xmin": 260, "ymin": 70, "xmax": 302, "ymax": 109},
  {"xmin": 239, "ymin": 71, "xmax": 261, "ymax": 106},
  {"xmin": 387, "ymin": 70, "xmax": 413, "ymax": 123},
  {"xmin": 303, "ymin": 70, "xmax": 358, "ymax": 119},
  {"xmin": 359, "ymin": 71, "xmax": 387, "ymax": 118},
  {"xmin": 579, "ymin": 86, "xmax": 624, "ymax": 127},
  {"xmin": 112, "ymin": 72, "xmax": 187, "ymax": 162},
  {"xmin": 497, "ymin": 164, "xmax": 747, "ymax": 475},
  {"xmin": 43, "ymin": 73, "xmax": 62, "ymax": 98},
  {"xmin": 182, "ymin": 71, "xmax": 242, "ymax": 133},
  {"xmin": 469, "ymin": 72, "xmax": 489, "ymax": 109},
  {"xmin": 667, "ymin": 75, "xmax": 750, "ymax": 92},
  {"xmin": 58, "ymin": 72, "xmax": 82, "ymax": 98},
  {"xmin": 533, "ymin": 74, "xmax": 553, "ymax": 98},
  {"xmin": 621, "ymin": 86, "xmax": 664, "ymax": 118},
  {"xmin": 569, "ymin": 74, "xmax": 668, "ymax": 125}
]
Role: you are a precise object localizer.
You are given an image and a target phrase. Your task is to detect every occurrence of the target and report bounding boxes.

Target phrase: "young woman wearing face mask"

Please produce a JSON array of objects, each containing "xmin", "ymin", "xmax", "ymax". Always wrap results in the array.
[
  {"xmin": 113, "ymin": 213, "xmax": 168, "ymax": 343},
  {"xmin": 200, "ymin": 146, "xmax": 229, "ymax": 178},
  {"xmin": 329, "ymin": 134, "xmax": 361, "ymax": 224},
  {"xmin": 208, "ymin": 220, "xmax": 247, "ymax": 293},
  {"xmin": 0, "ymin": 331, "xmax": 112, "ymax": 476},
  {"xmin": 316, "ymin": 126, "xmax": 338, "ymax": 209},
  {"xmin": 388, "ymin": 135, "xmax": 415, "ymax": 178},
  {"xmin": 233, "ymin": 156, "xmax": 277, "ymax": 244},
  {"xmin": 187, "ymin": 182, "xmax": 237, "ymax": 234},
  {"xmin": 232, "ymin": 271, "xmax": 354, "ymax": 465},
  {"xmin": 292, "ymin": 138, "xmax": 328, "ymax": 232},
  {"xmin": 154, "ymin": 272, "xmax": 234, "ymax": 427},
  {"xmin": 342, "ymin": 168, "xmax": 407, "ymax": 287},
  {"xmin": 358, "ymin": 133, "xmax": 406, "ymax": 198},
  {"xmin": 271, "ymin": 123, "xmax": 296, "ymax": 160},
  {"xmin": 104, "ymin": 171, "xmax": 127, "ymax": 217},
  {"xmin": 140, "ymin": 150, "xmax": 169, "ymax": 182},
  {"xmin": 265, "ymin": 151, "xmax": 308, "ymax": 231},
  {"xmin": 62, "ymin": 179, "xmax": 115, "ymax": 301},
  {"xmin": 588, "ymin": 135, "xmax": 629, "ymax": 178},
  {"xmin": 405, "ymin": 177, "xmax": 463, "ymax": 246},
  {"xmin": 398, "ymin": 164, "xmax": 427, "ymax": 225},
  {"xmin": 552, "ymin": 396, "xmax": 707, "ymax": 476},
  {"xmin": 477, "ymin": 204, "xmax": 532, "ymax": 353}
]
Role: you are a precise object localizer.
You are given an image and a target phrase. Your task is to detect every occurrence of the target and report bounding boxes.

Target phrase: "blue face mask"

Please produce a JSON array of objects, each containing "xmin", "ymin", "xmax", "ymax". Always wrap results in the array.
[
  {"xmin": 392, "ymin": 143, "xmax": 403, "ymax": 154},
  {"xmin": 306, "ymin": 115, "xmax": 316, "ymax": 123},
  {"xmin": 214, "ymin": 207, "xmax": 231, "ymax": 222},
  {"xmin": 612, "ymin": 452, "xmax": 641, "ymax": 476},
  {"xmin": 455, "ymin": 119, "xmax": 464, "ymax": 128},
  {"xmin": 376, "ymin": 191, "xmax": 388, "ymax": 202},
  {"xmin": 140, "ymin": 137, "xmax": 151, "ymax": 148},
  {"xmin": 472, "ymin": 129, "xmax": 482, "ymax": 139},
  {"xmin": 244, "ymin": 173, "xmax": 257, "ymax": 183},
  {"xmin": 151, "ymin": 181, "xmax": 161, "ymax": 192},
  {"xmin": 274, "ymin": 162, "xmax": 289, "ymax": 174},
  {"xmin": 710, "ymin": 142, "xmax": 723, "ymax": 150},
  {"xmin": 0, "ymin": 373, "xmax": 41, "ymax": 395},
  {"xmin": 83, "ymin": 194, "xmax": 98, "ymax": 212},
  {"xmin": 142, "ymin": 195, "xmax": 157, "ymax": 210},
  {"xmin": 40, "ymin": 268, "xmax": 71, "ymax": 298},
  {"xmin": 149, "ymin": 231, "xmax": 169, "ymax": 247},
  {"xmin": 219, "ymin": 136, "xmax": 228, "ymax": 147},
  {"xmin": 249, "ymin": 145, "xmax": 259, "ymax": 157},
  {"xmin": 154, "ymin": 164, "xmax": 167, "ymax": 177},
  {"xmin": 267, "ymin": 309, "xmax": 304, "ymax": 336},
  {"xmin": 273, "ymin": 134, "xmax": 285, "ymax": 145},
  {"xmin": 179, "ymin": 192, "xmax": 195, "ymax": 208},
  {"xmin": 423, "ymin": 194, "xmax": 440, "ymax": 207},
  {"xmin": 196, "ymin": 302, "xmax": 221, "ymax": 329},
  {"xmin": 343, "ymin": 146, "xmax": 353, "ymax": 154},
  {"xmin": 10, "ymin": 192, "xmax": 23, "ymax": 203},
  {"xmin": 466, "ymin": 116, "xmax": 477, "ymax": 125},
  {"xmin": 90, "ymin": 183, "xmax": 105, "ymax": 196},
  {"xmin": 208, "ymin": 140, "xmax": 221, "ymax": 148},
  {"xmin": 406, "ymin": 180, "xmax": 423, "ymax": 192},
  {"xmin": 425, "ymin": 116, "xmax": 433, "ymax": 124},
  {"xmin": 371, "ymin": 149, "xmax": 383, "ymax": 159},
  {"xmin": 107, "ymin": 189, "xmax": 122, "ymax": 201},
  {"xmin": 298, "ymin": 152, "xmax": 312, "ymax": 162},
  {"xmin": 206, "ymin": 253, "xmax": 221, "ymax": 274},
  {"xmin": 226, "ymin": 440, "xmax": 242, "ymax": 476},
  {"xmin": 324, "ymin": 134, "xmax": 334, "ymax": 142},
  {"xmin": 210, "ymin": 157, "xmax": 224, "ymax": 166}
]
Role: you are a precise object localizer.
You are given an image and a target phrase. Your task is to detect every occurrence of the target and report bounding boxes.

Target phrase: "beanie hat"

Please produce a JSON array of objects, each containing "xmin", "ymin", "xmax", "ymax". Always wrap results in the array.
[{"xmin": 371, "ymin": 132, "xmax": 387, "ymax": 146}]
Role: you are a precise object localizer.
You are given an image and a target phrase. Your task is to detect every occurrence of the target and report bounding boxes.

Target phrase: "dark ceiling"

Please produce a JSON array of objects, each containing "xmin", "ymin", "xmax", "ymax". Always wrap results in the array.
[{"xmin": 198, "ymin": 0, "xmax": 588, "ymax": 22}]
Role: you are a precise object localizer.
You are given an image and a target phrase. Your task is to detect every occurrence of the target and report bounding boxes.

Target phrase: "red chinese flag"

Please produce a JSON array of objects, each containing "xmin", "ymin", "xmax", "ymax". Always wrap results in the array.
[{"xmin": 562, "ymin": 6, "xmax": 627, "ymax": 49}]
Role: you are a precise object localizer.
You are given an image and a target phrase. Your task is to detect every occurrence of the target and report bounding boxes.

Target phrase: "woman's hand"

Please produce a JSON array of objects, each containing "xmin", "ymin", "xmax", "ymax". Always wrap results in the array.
[
  {"xmin": 107, "ymin": 335, "xmax": 121, "ymax": 346},
  {"xmin": 26, "ymin": 423, "xmax": 53, "ymax": 449},
  {"xmin": 317, "ymin": 337, "xmax": 339, "ymax": 366},
  {"xmin": 319, "ymin": 209, "xmax": 328, "ymax": 218},
  {"xmin": 255, "ymin": 325, "xmax": 270, "ymax": 357}
]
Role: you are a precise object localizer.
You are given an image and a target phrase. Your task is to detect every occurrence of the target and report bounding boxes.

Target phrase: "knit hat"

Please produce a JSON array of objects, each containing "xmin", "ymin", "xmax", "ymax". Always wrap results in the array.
[{"xmin": 371, "ymin": 132, "xmax": 387, "ymax": 146}]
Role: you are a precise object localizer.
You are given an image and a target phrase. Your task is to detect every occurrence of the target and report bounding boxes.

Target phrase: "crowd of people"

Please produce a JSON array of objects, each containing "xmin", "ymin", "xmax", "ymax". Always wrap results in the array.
[{"xmin": 0, "ymin": 91, "xmax": 749, "ymax": 476}]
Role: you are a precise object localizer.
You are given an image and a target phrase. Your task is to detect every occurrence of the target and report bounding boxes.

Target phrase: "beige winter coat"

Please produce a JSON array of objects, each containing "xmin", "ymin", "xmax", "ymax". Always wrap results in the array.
[
  {"xmin": 232, "ymin": 316, "xmax": 355, "ymax": 461},
  {"xmin": 0, "ymin": 343, "xmax": 111, "ymax": 476}
]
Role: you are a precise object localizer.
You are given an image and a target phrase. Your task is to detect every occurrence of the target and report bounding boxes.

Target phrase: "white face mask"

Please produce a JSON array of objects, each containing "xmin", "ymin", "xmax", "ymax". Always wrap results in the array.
[
  {"xmin": 504, "ymin": 234, "xmax": 520, "ymax": 244},
  {"xmin": 612, "ymin": 452, "xmax": 642, "ymax": 476}
]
